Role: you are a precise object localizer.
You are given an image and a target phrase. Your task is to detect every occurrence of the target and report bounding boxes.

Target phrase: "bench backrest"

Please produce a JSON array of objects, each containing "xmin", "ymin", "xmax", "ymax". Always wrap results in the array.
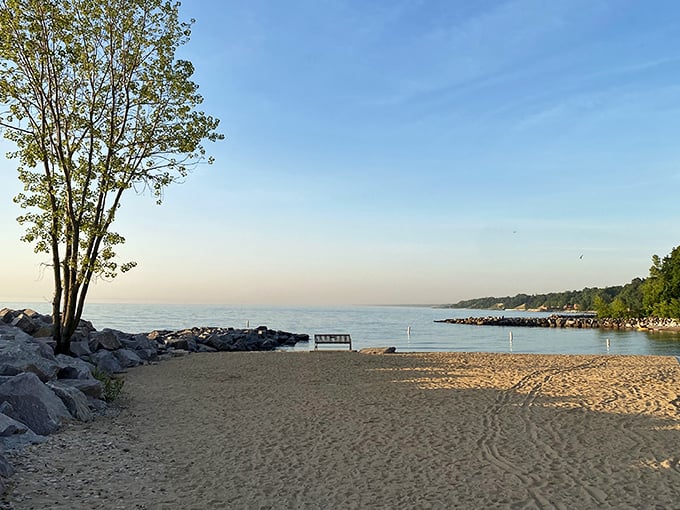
[{"xmin": 314, "ymin": 334, "xmax": 352, "ymax": 350}]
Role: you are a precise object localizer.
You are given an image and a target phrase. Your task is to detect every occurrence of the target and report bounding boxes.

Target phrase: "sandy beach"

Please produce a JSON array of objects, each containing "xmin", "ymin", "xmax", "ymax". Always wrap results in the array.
[{"xmin": 3, "ymin": 351, "xmax": 680, "ymax": 509}]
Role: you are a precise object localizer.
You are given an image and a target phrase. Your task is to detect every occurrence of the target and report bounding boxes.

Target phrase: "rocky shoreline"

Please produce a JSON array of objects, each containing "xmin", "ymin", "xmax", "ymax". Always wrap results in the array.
[
  {"xmin": 436, "ymin": 314, "xmax": 680, "ymax": 331},
  {"xmin": 0, "ymin": 307, "xmax": 309, "ymax": 496}
]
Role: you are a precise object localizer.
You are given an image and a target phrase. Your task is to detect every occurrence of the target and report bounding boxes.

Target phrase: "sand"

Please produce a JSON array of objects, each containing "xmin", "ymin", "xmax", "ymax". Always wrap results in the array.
[{"xmin": 3, "ymin": 351, "xmax": 680, "ymax": 509}]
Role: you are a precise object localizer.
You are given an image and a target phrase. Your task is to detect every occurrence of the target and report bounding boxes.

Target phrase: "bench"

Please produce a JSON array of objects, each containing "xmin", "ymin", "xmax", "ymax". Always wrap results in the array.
[{"xmin": 314, "ymin": 334, "xmax": 352, "ymax": 350}]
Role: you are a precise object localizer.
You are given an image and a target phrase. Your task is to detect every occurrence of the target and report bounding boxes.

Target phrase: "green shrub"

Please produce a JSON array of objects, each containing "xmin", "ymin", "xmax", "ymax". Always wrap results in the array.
[{"xmin": 92, "ymin": 368, "xmax": 125, "ymax": 402}]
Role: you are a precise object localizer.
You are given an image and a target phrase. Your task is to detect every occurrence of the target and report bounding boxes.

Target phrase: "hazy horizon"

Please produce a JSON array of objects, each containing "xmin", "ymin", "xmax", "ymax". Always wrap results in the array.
[{"xmin": 1, "ymin": 1, "xmax": 678, "ymax": 306}]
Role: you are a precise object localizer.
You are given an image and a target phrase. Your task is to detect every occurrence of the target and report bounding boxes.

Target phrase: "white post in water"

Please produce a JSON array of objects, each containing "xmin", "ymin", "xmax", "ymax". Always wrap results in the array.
[
  {"xmin": 407, "ymin": 325, "xmax": 411, "ymax": 338},
  {"xmin": 606, "ymin": 338, "xmax": 610, "ymax": 353},
  {"xmin": 509, "ymin": 331, "xmax": 513, "ymax": 352}
]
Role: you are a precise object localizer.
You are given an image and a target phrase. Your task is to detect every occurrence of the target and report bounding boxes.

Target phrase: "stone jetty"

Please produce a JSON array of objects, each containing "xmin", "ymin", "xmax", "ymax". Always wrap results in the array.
[
  {"xmin": 436, "ymin": 314, "xmax": 680, "ymax": 331},
  {"xmin": 0, "ymin": 307, "xmax": 309, "ymax": 494}
]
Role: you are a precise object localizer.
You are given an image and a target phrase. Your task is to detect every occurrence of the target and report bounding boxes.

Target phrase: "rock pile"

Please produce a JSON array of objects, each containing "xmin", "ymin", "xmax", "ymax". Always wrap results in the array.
[
  {"xmin": 0, "ymin": 307, "xmax": 309, "ymax": 495},
  {"xmin": 436, "ymin": 314, "xmax": 680, "ymax": 331}
]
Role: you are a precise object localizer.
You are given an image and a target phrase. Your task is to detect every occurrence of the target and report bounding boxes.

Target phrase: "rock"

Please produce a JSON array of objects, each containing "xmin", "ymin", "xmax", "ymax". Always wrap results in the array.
[
  {"xmin": 294, "ymin": 333, "xmax": 310, "ymax": 343},
  {"xmin": 144, "ymin": 326, "xmax": 308, "ymax": 352},
  {"xmin": 0, "ymin": 411, "xmax": 46, "ymax": 450},
  {"xmin": 75, "ymin": 318, "xmax": 96, "ymax": 335},
  {"xmin": 146, "ymin": 330, "xmax": 171, "ymax": 341},
  {"xmin": 89, "ymin": 351, "xmax": 123, "ymax": 374},
  {"xmin": 35, "ymin": 337, "xmax": 57, "ymax": 352},
  {"xmin": 359, "ymin": 347, "xmax": 396, "ymax": 354},
  {"xmin": 231, "ymin": 338, "xmax": 249, "ymax": 351},
  {"xmin": 0, "ymin": 324, "xmax": 36, "ymax": 343},
  {"xmin": 47, "ymin": 381, "xmax": 94, "ymax": 422},
  {"xmin": 245, "ymin": 332, "xmax": 265, "ymax": 350},
  {"xmin": 0, "ymin": 372, "xmax": 71, "ymax": 435},
  {"xmin": 0, "ymin": 328, "xmax": 60, "ymax": 382},
  {"xmin": 89, "ymin": 330, "xmax": 122, "ymax": 351},
  {"xmin": 122, "ymin": 334, "xmax": 158, "ymax": 352},
  {"xmin": 164, "ymin": 336, "xmax": 198, "ymax": 352},
  {"xmin": 0, "ymin": 309, "xmax": 13, "ymax": 324},
  {"xmin": 87, "ymin": 397, "xmax": 108, "ymax": 413},
  {"xmin": 132, "ymin": 347, "xmax": 158, "ymax": 362},
  {"xmin": 58, "ymin": 379, "xmax": 103, "ymax": 400},
  {"xmin": 119, "ymin": 334, "xmax": 159, "ymax": 361},
  {"xmin": 55, "ymin": 354, "xmax": 95, "ymax": 380},
  {"xmin": 205, "ymin": 333, "xmax": 233, "ymax": 351},
  {"xmin": 113, "ymin": 348, "xmax": 143, "ymax": 368},
  {"xmin": 22, "ymin": 309, "xmax": 44, "ymax": 319},
  {"xmin": 432, "ymin": 314, "xmax": 680, "ymax": 332},
  {"xmin": 32, "ymin": 325, "xmax": 53, "ymax": 338},
  {"xmin": 10, "ymin": 313, "xmax": 38, "ymax": 335},
  {"xmin": 261, "ymin": 339, "xmax": 278, "ymax": 350},
  {"xmin": 0, "ymin": 412, "xmax": 30, "ymax": 436},
  {"xmin": 69, "ymin": 340, "xmax": 92, "ymax": 357}
]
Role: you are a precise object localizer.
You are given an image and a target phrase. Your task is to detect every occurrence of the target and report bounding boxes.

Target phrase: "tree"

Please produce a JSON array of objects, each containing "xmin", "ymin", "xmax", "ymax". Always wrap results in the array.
[
  {"xmin": 616, "ymin": 277, "xmax": 644, "ymax": 317},
  {"xmin": 642, "ymin": 247, "xmax": 680, "ymax": 318},
  {"xmin": 0, "ymin": 0, "xmax": 222, "ymax": 353},
  {"xmin": 592, "ymin": 294, "xmax": 611, "ymax": 318},
  {"xmin": 608, "ymin": 297, "xmax": 629, "ymax": 319}
]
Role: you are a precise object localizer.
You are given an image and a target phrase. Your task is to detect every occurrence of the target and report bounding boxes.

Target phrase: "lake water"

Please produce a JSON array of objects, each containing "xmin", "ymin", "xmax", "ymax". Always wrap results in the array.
[{"xmin": 5, "ymin": 302, "xmax": 680, "ymax": 356}]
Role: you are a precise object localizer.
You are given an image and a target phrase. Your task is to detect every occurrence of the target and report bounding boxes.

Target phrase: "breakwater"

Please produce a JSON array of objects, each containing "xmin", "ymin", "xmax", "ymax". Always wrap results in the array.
[{"xmin": 435, "ymin": 314, "xmax": 680, "ymax": 331}]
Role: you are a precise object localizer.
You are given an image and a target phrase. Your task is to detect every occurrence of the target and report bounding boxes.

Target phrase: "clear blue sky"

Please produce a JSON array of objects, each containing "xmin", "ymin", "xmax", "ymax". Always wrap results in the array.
[{"xmin": 2, "ymin": 0, "xmax": 680, "ymax": 305}]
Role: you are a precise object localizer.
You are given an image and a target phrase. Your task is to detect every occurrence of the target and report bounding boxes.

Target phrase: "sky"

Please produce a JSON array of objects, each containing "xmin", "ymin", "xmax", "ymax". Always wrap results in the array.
[{"xmin": 2, "ymin": 0, "xmax": 680, "ymax": 306}]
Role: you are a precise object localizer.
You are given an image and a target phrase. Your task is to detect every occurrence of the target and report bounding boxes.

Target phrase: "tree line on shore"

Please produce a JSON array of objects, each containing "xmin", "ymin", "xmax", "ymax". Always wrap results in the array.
[{"xmin": 445, "ymin": 245, "xmax": 680, "ymax": 319}]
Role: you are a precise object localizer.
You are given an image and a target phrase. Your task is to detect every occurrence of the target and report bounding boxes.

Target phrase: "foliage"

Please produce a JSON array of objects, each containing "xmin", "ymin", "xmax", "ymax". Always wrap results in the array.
[
  {"xmin": 591, "ymin": 295, "xmax": 610, "ymax": 317},
  {"xmin": 641, "ymin": 246, "xmax": 680, "ymax": 318},
  {"xmin": 447, "ymin": 278, "xmax": 646, "ymax": 318},
  {"xmin": 448, "ymin": 284, "xmax": 625, "ymax": 312},
  {"xmin": 92, "ymin": 367, "xmax": 125, "ymax": 402},
  {"xmin": 0, "ymin": 0, "xmax": 222, "ymax": 353}
]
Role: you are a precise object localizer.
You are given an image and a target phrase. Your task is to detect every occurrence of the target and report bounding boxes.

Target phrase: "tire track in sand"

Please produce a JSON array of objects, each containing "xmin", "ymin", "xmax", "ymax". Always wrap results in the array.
[{"xmin": 476, "ymin": 358, "xmax": 608, "ymax": 508}]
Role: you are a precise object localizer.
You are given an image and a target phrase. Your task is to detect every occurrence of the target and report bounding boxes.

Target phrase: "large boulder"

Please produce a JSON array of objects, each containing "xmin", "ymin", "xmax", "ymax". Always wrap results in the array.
[
  {"xmin": 164, "ymin": 336, "xmax": 198, "ymax": 352},
  {"xmin": 69, "ymin": 340, "xmax": 92, "ymax": 357},
  {"xmin": 120, "ymin": 334, "xmax": 159, "ymax": 361},
  {"xmin": 10, "ymin": 313, "xmax": 39, "ymax": 335},
  {"xmin": 0, "ymin": 327, "xmax": 60, "ymax": 382},
  {"xmin": 113, "ymin": 348, "xmax": 143, "ymax": 368},
  {"xmin": 57, "ymin": 378, "xmax": 103, "ymax": 400},
  {"xmin": 72, "ymin": 318, "xmax": 96, "ymax": 341},
  {"xmin": 55, "ymin": 354, "xmax": 95, "ymax": 380},
  {"xmin": 205, "ymin": 333, "xmax": 236, "ymax": 351},
  {"xmin": 89, "ymin": 330, "xmax": 122, "ymax": 351},
  {"xmin": 0, "ymin": 411, "xmax": 47, "ymax": 449},
  {"xmin": 0, "ymin": 372, "xmax": 71, "ymax": 435},
  {"xmin": 121, "ymin": 334, "xmax": 158, "ymax": 352},
  {"xmin": 46, "ymin": 381, "xmax": 93, "ymax": 422},
  {"xmin": 89, "ymin": 351, "xmax": 123, "ymax": 375},
  {"xmin": 0, "ymin": 309, "xmax": 13, "ymax": 324},
  {"xmin": 0, "ymin": 411, "xmax": 29, "ymax": 437}
]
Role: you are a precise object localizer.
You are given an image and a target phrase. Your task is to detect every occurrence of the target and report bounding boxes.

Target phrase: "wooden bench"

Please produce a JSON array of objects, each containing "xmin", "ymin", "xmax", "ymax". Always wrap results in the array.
[{"xmin": 314, "ymin": 334, "xmax": 352, "ymax": 350}]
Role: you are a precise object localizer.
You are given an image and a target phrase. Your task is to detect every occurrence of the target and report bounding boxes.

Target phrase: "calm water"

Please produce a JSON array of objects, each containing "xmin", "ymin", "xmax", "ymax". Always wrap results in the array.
[{"xmin": 5, "ymin": 302, "xmax": 680, "ymax": 356}]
